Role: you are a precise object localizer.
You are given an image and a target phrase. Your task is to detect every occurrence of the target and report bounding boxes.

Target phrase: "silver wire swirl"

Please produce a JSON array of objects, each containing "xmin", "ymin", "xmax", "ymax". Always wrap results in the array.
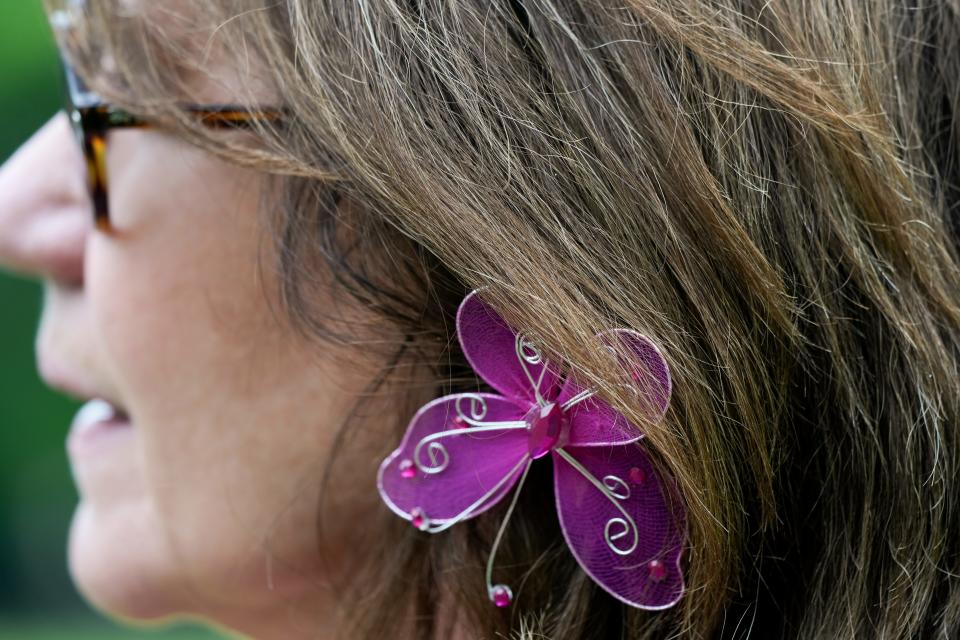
[
  {"xmin": 516, "ymin": 333, "xmax": 548, "ymax": 406},
  {"xmin": 601, "ymin": 474, "xmax": 637, "ymax": 555},
  {"xmin": 555, "ymin": 449, "xmax": 640, "ymax": 557},
  {"xmin": 604, "ymin": 518, "xmax": 635, "ymax": 555},
  {"xmin": 602, "ymin": 474, "xmax": 631, "ymax": 500},
  {"xmin": 412, "ymin": 419, "xmax": 528, "ymax": 476},
  {"xmin": 425, "ymin": 442, "xmax": 449, "ymax": 473},
  {"xmin": 455, "ymin": 393, "xmax": 488, "ymax": 425},
  {"xmin": 413, "ymin": 438, "xmax": 450, "ymax": 475},
  {"xmin": 517, "ymin": 334, "xmax": 542, "ymax": 365}
]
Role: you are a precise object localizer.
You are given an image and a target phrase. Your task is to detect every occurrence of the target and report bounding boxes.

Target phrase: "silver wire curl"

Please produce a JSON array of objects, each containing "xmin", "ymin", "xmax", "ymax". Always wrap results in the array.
[
  {"xmin": 516, "ymin": 332, "xmax": 548, "ymax": 406},
  {"xmin": 603, "ymin": 474, "xmax": 631, "ymax": 500},
  {"xmin": 455, "ymin": 393, "xmax": 488, "ymax": 425},
  {"xmin": 605, "ymin": 517, "xmax": 637, "ymax": 556},
  {"xmin": 555, "ymin": 450, "xmax": 640, "ymax": 558}
]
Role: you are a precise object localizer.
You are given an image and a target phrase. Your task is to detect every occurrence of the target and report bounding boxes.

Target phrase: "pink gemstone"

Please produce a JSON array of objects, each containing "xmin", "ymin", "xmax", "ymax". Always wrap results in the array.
[
  {"xmin": 453, "ymin": 415, "xmax": 467, "ymax": 428},
  {"xmin": 647, "ymin": 559, "xmax": 667, "ymax": 582},
  {"xmin": 410, "ymin": 508, "xmax": 430, "ymax": 531},
  {"xmin": 526, "ymin": 403, "xmax": 566, "ymax": 459},
  {"xmin": 490, "ymin": 584, "xmax": 512, "ymax": 608},
  {"xmin": 399, "ymin": 459, "xmax": 416, "ymax": 479},
  {"xmin": 628, "ymin": 466, "xmax": 646, "ymax": 484}
]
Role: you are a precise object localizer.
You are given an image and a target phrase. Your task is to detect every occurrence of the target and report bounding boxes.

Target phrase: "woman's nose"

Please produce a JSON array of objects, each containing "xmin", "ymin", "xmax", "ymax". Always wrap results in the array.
[{"xmin": 0, "ymin": 112, "xmax": 89, "ymax": 287}]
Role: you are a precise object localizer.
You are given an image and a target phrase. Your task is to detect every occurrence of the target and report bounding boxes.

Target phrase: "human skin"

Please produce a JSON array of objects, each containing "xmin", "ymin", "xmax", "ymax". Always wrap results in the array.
[{"xmin": 0, "ymin": 66, "xmax": 408, "ymax": 639}]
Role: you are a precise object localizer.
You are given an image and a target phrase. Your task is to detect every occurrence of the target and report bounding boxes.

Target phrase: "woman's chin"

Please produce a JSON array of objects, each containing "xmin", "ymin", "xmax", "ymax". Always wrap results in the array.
[{"xmin": 67, "ymin": 499, "xmax": 182, "ymax": 622}]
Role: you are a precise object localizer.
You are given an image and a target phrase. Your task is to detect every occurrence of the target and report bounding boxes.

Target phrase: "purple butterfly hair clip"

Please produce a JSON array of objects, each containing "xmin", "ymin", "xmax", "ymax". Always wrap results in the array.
[{"xmin": 377, "ymin": 290, "xmax": 687, "ymax": 610}]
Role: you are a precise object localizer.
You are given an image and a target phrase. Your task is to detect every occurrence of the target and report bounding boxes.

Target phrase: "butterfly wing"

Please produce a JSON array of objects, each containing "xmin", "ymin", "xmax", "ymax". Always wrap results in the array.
[
  {"xmin": 378, "ymin": 392, "xmax": 530, "ymax": 529},
  {"xmin": 457, "ymin": 289, "xmax": 561, "ymax": 404},
  {"xmin": 552, "ymin": 442, "xmax": 686, "ymax": 609},
  {"xmin": 558, "ymin": 329, "xmax": 672, "ymax": 447}
]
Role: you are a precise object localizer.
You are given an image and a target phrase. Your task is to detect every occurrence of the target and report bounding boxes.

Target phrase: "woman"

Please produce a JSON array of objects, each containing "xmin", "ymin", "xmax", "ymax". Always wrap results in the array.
[{"xmin": 1, "ymin": 0, "xmax": 959, "ymax": 638}]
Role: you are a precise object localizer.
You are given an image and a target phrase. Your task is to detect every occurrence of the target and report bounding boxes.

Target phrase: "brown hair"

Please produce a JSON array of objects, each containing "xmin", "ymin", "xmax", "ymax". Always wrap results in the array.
[{"xmin": 55, "ymin": 0, "xmax": 960, "ymax": 638}]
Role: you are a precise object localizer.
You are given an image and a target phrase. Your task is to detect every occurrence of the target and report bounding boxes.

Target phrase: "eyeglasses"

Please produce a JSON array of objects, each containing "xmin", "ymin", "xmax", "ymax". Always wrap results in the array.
[{"xmin": 61, "ymin": 57, "xmax": 285, "ymax": 232}]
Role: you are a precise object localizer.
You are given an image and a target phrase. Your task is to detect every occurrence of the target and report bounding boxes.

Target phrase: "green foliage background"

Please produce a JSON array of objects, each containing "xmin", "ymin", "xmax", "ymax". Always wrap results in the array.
[{"xmin": 0, "ymin": 4, "xmax": 225, "ymax": 638}]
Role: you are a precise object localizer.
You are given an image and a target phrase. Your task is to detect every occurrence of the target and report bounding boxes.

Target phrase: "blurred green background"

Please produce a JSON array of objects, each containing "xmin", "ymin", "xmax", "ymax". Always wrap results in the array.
[{"xmin": 0, "ymin": 4, "xmax": 225, "ymax": 639}]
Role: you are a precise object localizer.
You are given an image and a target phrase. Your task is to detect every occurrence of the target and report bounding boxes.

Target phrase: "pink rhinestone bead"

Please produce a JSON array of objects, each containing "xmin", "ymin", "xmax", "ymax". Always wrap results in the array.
[
  {"xmin": 489, "ymin": 584, "xmax": 513, "ymax": 608},
  {"xmin": 647, "ymin": 559, "xmax": 667, "ymax": 582},
  {"xmin": 399, "ymin": 458, "xmax": 416, "ymax": 479},
  {"xmin": 410, "ymin": 508, "xmax": 430, "ymax": 531},
  {"xmin": 453, "ymin": 415, "xmax": 467, "ymax": 428},
  {"xmin": 628, "ymin": 466, "xmax": 646, "ymax": 485},
  {"xmin": 526, "ymin": 403, "xmax": 565, "ymax": 459}
]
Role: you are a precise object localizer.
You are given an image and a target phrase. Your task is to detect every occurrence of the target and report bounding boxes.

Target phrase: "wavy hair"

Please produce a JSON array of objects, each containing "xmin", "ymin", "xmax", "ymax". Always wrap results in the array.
[{"xmin": 55, "ymin": 1, "xmax": 960, "ymax": 638}]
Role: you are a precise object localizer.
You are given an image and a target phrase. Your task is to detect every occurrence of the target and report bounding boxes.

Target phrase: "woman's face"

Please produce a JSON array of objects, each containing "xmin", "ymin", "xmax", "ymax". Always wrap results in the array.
[{"xmin": 0, "ymin": 38, "xmax": 399, "ymax": 640}]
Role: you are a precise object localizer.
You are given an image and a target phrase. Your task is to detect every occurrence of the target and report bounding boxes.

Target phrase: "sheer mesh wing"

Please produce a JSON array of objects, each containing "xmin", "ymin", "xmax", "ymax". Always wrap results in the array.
[
  {"xmin": 378, "ymin": 393, "xmax": 530, "ymax": 527},
  {"xmin": 457, "ymin": 290, "xmax": 561, "ymax": 404},
  {"xmin": 558, "ymin": 329, "xmax": 672, "ymax": 447},
  {"xmin": 553, "ymin": 442, "xmax": 686, "ymax": 609}
]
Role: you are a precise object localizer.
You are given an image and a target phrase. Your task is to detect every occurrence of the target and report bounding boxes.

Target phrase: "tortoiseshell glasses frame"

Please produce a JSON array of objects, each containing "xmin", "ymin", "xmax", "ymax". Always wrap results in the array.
[{"xmin": 61, "ymin": 57, "xmax": 285, "ymax": 232}]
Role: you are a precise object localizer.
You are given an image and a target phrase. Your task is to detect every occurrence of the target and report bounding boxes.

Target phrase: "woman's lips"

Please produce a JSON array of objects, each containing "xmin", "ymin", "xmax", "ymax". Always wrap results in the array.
[{"xmin": 67, "ymin": 398, "xmax": 133, "ymax": 457}]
